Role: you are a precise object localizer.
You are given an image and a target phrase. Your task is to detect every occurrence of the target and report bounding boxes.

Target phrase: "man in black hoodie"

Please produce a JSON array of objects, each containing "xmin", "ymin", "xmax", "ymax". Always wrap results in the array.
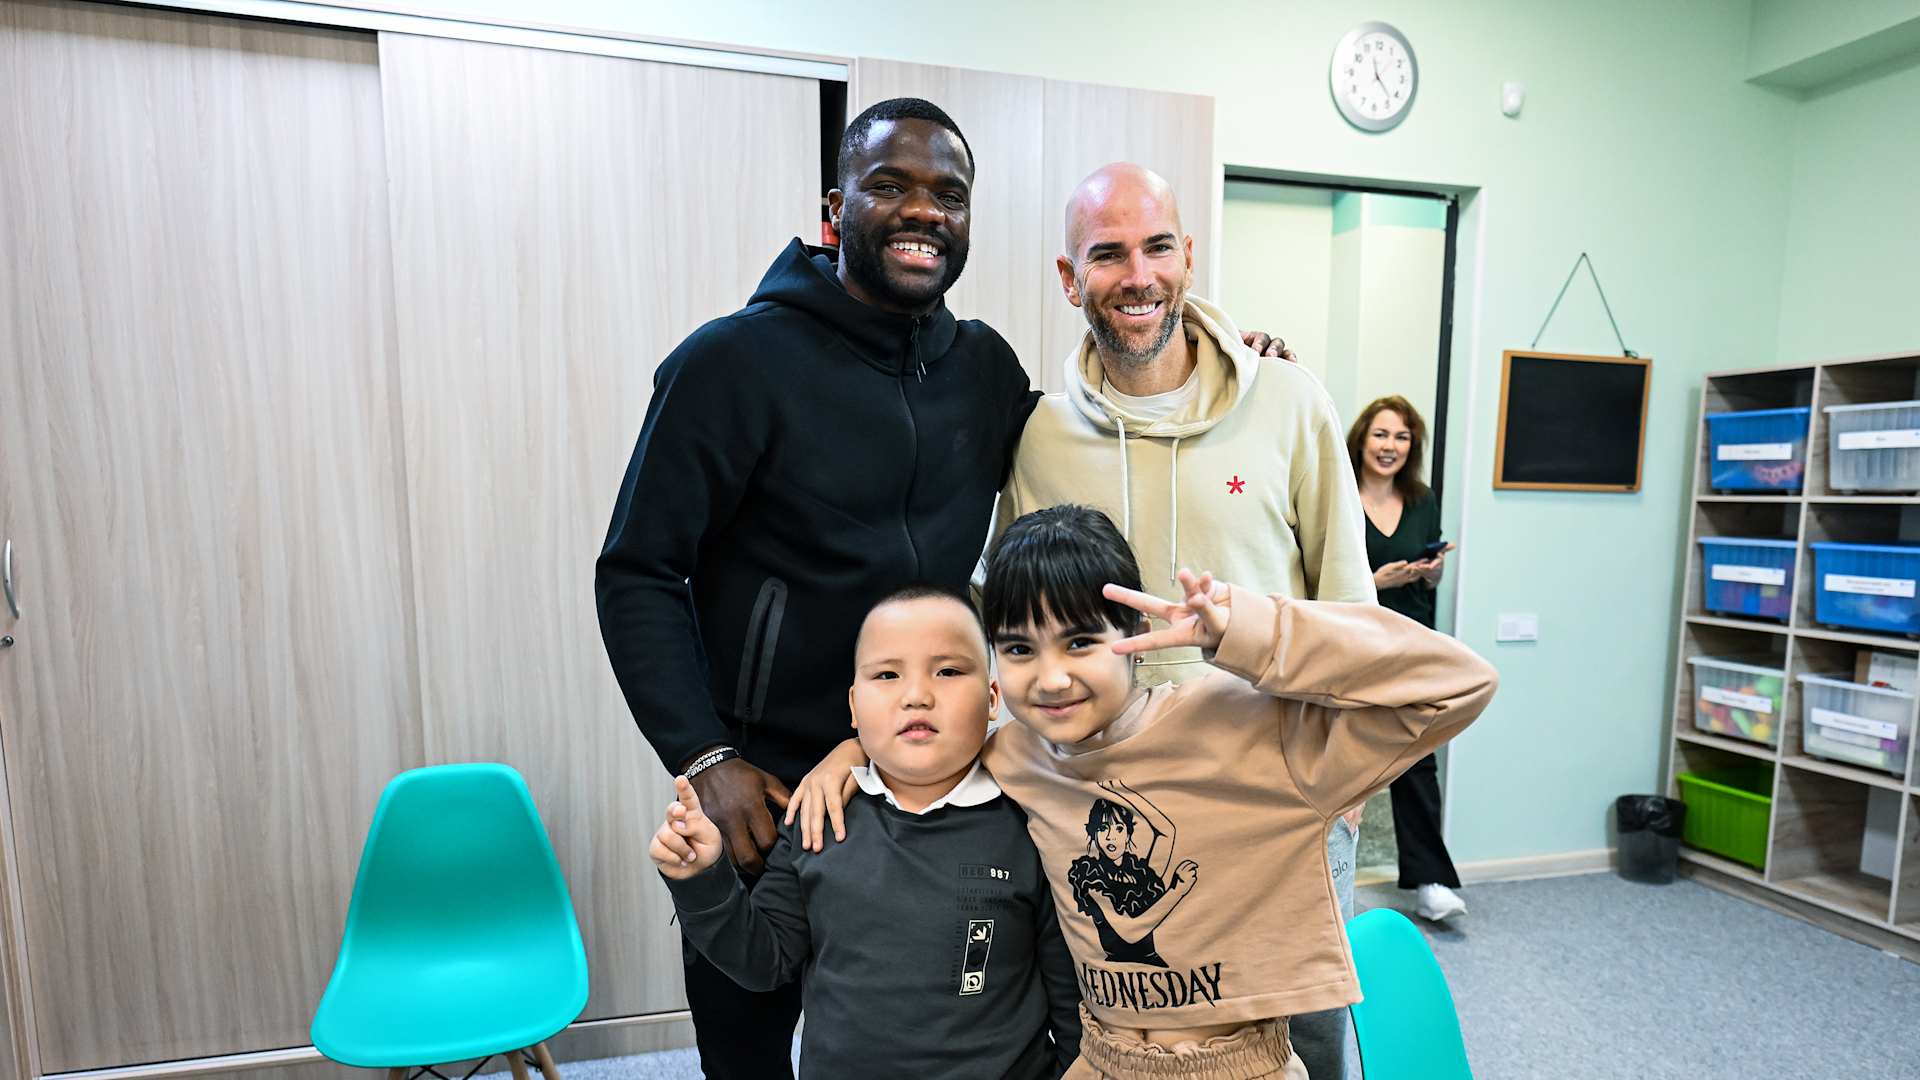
[{"xmin": 595, "ymin": 98, "xmax": 1034, "ymax": 1077}]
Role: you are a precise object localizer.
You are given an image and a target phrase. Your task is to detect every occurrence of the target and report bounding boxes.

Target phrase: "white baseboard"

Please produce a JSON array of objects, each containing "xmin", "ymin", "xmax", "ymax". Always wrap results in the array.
[{"xmin": 1357, "ymin": 847, "xmax": 1617, "ymax": 888}]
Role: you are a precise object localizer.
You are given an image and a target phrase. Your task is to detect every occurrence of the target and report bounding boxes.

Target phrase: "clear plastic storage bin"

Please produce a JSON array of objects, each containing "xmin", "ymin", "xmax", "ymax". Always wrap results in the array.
[
  {"xmin": 1809, "ymin": 542, "xmax": 1920, "ymax": 635},
  {"xmin": 1686, "ymin": 657, "xmax": 1785, "ymax": 746},
  {"xmin": 1705, "ymin": 407, "xmax": 1810, "ymax": 492},
  {"xmin": 1796, "ymin": 673, "xmax": 1913, "ymax": 774},
  {"xmin": 1698, "ymin": 538, "xmax": 1796, "ymax": 621},
  {"xmin": 1824, "ymin": 400, "xmax": 1920, "ymax": 493}
]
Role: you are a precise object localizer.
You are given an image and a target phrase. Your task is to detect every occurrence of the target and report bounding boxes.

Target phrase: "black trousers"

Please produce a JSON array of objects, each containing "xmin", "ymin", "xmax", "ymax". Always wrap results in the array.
[
  {"xmin": 682, "ymin": 927, "xmax": 803, "ymax": 1079},
  {"xmin": 1390, "ymin": 752, "xmax": 1461, "ymax": 889}
]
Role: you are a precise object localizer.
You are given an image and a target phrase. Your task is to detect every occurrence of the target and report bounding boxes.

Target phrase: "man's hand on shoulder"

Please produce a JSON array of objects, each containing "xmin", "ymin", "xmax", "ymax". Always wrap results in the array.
[{"xmin": 1240, "ymin": 330, "xmax": 1298, "ymax": 363}]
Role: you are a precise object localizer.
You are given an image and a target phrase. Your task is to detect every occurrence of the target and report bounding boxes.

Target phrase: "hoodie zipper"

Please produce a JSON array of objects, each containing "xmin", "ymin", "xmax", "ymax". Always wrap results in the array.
[{"xmin": 897, "ymin": 317, "xmax": 924, "ymax": 575}]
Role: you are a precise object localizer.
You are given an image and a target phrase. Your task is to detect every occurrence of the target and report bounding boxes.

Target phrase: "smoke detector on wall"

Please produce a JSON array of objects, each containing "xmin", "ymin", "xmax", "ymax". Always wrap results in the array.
[{"xmin": 1502, "ymin": 81, "xmax": 1525, "ymax": 118}]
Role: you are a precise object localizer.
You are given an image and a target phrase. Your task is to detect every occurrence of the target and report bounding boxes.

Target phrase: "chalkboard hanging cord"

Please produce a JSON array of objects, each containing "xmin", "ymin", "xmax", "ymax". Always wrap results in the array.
[{"xmin": 1530, "ymin": 252, "xmax": 1637, "ymax": 358}]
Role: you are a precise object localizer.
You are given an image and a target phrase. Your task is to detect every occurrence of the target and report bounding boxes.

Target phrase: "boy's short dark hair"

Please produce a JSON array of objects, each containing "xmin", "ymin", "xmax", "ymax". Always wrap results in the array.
[
  {"xmin": 981, "ymin": 505, "xmax": 1143, "ymax": 641},
  {"xmin": 864, "ymin": 580, "xmax": 990, "ymax": 654}
]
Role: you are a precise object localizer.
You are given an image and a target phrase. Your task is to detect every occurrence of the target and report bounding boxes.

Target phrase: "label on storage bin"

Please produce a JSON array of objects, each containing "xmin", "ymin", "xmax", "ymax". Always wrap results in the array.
[
  {"xmin": 1823, "ymin": 574, "xmax": 1916, "ymax": 598},
  {"xmin": 1712, "ymin": 564, "xmax": 1786, "ymax": 587},
  {"xmin": 1837, "ymin": 429, "xmax": 1920, "ymax": 451},
  {"xmin": 1816, "ymin": 728, "xmax": 1885, "ymax": 750},
  {"xmin": 1702, "ymin": 686, "xmax": 1773, "ymax": 713},
  {"xmin": 1717, "ymin": 442, "xmax": 1793, "ymax": 461},
  {"xmin": 1810, "ymin": 707, "xmax": 1900, "ymax": 741}
]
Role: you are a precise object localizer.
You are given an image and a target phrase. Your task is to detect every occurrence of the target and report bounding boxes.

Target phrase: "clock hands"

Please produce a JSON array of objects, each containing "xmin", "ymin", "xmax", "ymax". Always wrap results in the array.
[{"xmin": 1333, "ymin": 24, "xmax": 1413, "ymax": 129}]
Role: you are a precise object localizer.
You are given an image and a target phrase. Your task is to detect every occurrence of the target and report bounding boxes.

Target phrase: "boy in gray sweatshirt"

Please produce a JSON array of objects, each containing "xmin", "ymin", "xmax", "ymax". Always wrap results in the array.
[{"xmin": 649, "ymin": 583, "xmax": 1081, "ymax": 1079}]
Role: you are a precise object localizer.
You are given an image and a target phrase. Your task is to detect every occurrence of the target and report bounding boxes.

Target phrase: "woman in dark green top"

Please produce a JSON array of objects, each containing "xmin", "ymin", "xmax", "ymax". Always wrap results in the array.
[{"xmin": 1346, "ymin": 395, "xmax": 1466, "ymax": 922}]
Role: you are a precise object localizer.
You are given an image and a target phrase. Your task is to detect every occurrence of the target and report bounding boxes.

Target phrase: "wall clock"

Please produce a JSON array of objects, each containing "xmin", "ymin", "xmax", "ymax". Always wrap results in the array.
[{"xmin": 1331, "ymin": 21, "xmax": 1417, "ymax": 132}]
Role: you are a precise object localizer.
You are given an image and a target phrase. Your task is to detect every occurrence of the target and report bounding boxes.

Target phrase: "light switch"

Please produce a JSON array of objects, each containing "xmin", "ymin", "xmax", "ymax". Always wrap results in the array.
[{"xmin": 1496, "ymin": 613, "xmax": 1539, "ymax": 642}]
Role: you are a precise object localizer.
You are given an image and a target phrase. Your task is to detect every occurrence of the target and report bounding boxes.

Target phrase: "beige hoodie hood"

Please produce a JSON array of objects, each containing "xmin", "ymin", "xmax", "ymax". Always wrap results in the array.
[
  {"xmin": 1001, "ymin": 293, "xmax": 1377, "ymax": 678},
  {"xmin": 1065, "ymin": 294, "xmax": 1259, "ymax": 440}
]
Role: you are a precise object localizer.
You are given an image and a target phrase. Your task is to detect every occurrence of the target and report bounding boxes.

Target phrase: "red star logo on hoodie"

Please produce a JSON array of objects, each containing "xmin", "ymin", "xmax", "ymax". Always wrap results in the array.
[{"xmin": 1227, "ymin": 475, "xmax": 1246, "ymax": 494}]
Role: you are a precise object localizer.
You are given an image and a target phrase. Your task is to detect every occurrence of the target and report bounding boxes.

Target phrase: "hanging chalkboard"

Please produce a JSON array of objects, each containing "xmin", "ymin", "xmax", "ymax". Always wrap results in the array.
[{"xmin": 1494, "ymin": 350, "xmax": 1651, "ymax": 492}]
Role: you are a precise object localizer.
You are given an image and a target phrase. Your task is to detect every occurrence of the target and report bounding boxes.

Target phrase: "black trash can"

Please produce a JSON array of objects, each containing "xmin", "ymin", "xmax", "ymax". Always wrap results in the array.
[{"xmin": 1615, "ymin": 794, "xmax": 1686, "ymax": 884}]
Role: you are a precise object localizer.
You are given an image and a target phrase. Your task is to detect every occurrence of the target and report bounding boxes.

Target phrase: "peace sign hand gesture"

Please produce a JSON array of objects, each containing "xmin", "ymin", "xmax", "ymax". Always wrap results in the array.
[{"xmin": 1104, "ymin": 568, "xmax": 1234, "ymax": 656}]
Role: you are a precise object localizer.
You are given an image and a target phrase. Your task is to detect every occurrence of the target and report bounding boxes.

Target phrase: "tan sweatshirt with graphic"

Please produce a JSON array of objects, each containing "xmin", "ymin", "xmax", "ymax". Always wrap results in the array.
[
  {"xmin": 982, "ymin": 587, "xmax": 1497, "ymax": 1029},
  {"xmin": 999, "ymin": 295, "xmax": 1376, "ymax": 682}
]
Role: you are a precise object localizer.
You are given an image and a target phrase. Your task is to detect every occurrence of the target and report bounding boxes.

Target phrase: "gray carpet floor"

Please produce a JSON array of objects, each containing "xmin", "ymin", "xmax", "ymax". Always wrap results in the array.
[{"xmin": 500, "ymin": 872, "xmax": 1920, "ymax": 1079}]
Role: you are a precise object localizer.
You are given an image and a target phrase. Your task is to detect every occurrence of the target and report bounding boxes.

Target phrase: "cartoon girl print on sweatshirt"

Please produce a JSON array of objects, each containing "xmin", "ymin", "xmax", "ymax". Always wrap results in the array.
[{"xmin": 1065, "ymin": 779, "xmax": 1199, "ymax": 967}]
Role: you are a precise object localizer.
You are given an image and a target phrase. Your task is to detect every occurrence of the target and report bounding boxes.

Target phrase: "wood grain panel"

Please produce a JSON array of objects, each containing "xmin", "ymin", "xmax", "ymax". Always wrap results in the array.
[
  {"xmin": 1039, "ymin": 79, "xmax": 1215, "ymax": 392},
  {"xmin": 378, "ymin": 32, "xmax": 818, "ymax": 1021},
  {"xmin": 849, "ymin": 59, "xmax": 1048, "ymax": 382},
  {"xmin": 0, "ymin": 735, "xmax": 32, "ymax": 1080},
  {"xmin": 1770, "ymin": 767, "xmax": 1890, "ymax": 922},
  {"xmin": 1896, "ymin": 795, "xmax": 1920, "ymax": 928},
  {"xmin": 0, "ymin": 0, "xmax": 416, "ymax": 1067}
]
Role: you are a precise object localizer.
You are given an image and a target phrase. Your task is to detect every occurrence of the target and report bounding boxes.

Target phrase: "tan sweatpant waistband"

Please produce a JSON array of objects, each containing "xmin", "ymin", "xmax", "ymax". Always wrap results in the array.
[{"xmin": 1077, "ymin": 1005, "xmax": 1296, "ymax": 1079}]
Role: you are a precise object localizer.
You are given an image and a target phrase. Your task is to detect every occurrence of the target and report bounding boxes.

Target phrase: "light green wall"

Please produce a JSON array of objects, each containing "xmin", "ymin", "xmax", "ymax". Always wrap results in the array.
[
  {"xmin": 422, "ymin": 0, "xmax": 1801, "ymax": 865},
  {"xmin": 1332, "ymin": 191, "xmax": 1449, "ymax": 233},
  {"xmin": 1774, "ymin": 55, "xmax": 1920, "ymax": 360},
  {"xmin": 1304, "ymin": 192, "xmax": 1448, "ymax": 430},
  {"xmin": 1351, "ymin": 220, "xmax": 1447, "ymax": 427},
  {"xmin": 1335, "ymin": 193, "xmax": 1448, "ymax": 428},
  {"xmin": 1747, "ymin": 0, "xmax": 1920, "ymax": 85},
  {"xmin": 1324, "ymin": 225, "xmax": 1363, "ymax": 418},
  {"xmin": 1218, "ymin": 182, "xmax": 1334, "ymax": 389}
]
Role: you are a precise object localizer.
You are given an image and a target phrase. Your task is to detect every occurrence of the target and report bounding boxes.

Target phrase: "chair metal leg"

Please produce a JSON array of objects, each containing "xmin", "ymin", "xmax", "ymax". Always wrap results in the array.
[
  {"xmin": 506, "ymin": 1049, "xmax": 532, "ymax": 1080},
  {"xmin": 530, "ymin": 1043, "xmax": 560, "ymax": 1078}
]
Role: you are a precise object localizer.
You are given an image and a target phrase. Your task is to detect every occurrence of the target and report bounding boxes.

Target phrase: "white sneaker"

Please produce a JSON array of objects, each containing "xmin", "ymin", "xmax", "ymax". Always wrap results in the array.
[{"xmin": 1416, "ymin": 883, "xmax": 1467, "ymax": 922}]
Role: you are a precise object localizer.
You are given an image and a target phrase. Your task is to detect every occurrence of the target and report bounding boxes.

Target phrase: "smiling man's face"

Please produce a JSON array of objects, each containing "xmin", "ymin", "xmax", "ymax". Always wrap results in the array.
[
  {"xmin": 1058, "ymin": 164, "xmax": 1195, "ymax": 372},
  {"xmin": 830, "ymin": 118, "xmax": 973, "ymax": 315}
]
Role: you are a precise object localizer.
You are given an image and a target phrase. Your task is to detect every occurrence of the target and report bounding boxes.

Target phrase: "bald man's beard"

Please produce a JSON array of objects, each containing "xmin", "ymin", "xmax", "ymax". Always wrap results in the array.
[{"xmin": 1081, "ymin": 276, "xmax": 1186, "ymax": 371}]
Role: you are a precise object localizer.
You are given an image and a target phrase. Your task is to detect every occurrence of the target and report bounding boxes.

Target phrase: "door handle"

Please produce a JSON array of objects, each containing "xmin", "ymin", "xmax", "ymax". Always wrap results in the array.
[{"xmin": 3, "ymin": 539, "xmax": 17, "ymax": 619}]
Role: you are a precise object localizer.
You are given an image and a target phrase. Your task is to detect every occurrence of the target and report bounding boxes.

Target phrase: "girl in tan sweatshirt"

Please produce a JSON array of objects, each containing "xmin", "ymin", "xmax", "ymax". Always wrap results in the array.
[{"xmin": 789, "ymin": 504, "xmax": 1498, "ymax": 1078}]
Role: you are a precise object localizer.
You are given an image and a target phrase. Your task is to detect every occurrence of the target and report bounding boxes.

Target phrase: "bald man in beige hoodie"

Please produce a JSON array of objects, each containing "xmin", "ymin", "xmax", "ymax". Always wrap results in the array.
[
  {"xmin": 996, "ymin": 164, "xmax": 1377, "ymax": 1079},
  {"xmin": 1000, "ymin": 164, "xmax": 1375, "ymax": 650}
]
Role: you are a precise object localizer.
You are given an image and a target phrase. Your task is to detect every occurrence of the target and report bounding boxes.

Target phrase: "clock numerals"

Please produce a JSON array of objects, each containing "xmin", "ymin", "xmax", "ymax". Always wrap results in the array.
[{"xmin": 1332, "ymin": 23, "xmax": 1415, "ymax": 129}]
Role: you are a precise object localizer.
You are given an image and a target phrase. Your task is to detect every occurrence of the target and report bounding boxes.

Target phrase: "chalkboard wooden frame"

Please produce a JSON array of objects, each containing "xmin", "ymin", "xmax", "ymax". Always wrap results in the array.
[{"xmin": 1493, "ymin": 349, "xmax": 1652, "ymax": 492}]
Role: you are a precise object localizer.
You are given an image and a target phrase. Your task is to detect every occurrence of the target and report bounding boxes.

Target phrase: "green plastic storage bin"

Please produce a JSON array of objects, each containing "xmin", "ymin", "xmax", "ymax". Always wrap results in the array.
[{"xmin": 1675, "ymin": 766, "xmax": 1772, "ymax": 870}]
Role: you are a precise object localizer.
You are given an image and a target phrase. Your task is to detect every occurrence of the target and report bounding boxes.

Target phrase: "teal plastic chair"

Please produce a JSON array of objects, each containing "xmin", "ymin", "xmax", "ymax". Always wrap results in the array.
[
  {"xmin": 312, "ymin": 764, "xmax": 589, "ymax": 1078},
  {"xmin": 1346, "ymin": 908, "xmax": 1473, "ymax": 1080}
]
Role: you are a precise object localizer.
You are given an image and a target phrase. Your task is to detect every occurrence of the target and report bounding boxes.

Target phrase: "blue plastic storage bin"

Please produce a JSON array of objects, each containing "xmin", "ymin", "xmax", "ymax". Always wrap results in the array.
[
  {"xmin": 1705, "ymin": 407, "xmax": 1810, "ymax": 492},
  {"xmin": 1809, "ymin": 542, "xmax": 1920, "ymax": 635},
  {"xmin": 1699, "ymin": 538, "xmax": 1797, "ymax": 621}
]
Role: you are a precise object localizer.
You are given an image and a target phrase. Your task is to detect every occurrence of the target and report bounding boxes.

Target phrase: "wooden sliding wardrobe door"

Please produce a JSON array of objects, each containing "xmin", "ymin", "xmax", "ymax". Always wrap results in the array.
[
  {"xmin": 0, "ymin": 0, "xmax": 416, "ymax": 1069},
  {"xmin": 377, "ymin": 33, "xmax": 819, "ymax": 1020}
]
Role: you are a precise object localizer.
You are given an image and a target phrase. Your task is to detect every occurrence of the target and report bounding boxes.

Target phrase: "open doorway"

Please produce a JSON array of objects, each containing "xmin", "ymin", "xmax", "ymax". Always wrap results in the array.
[
  {"xmin": 1218, "ymin": 175, "xmax": 1458, "ymax": 502},
  {"xmin": 1218, "ymin": 173, "xmax": 1461, "ymax": 885}
]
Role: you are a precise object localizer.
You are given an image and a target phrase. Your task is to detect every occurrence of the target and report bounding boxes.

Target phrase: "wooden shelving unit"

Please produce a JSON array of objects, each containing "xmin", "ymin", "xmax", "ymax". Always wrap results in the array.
[{"xmin": 1668, "ymin": 350, "xmax": 1920, "ymax": 961}]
